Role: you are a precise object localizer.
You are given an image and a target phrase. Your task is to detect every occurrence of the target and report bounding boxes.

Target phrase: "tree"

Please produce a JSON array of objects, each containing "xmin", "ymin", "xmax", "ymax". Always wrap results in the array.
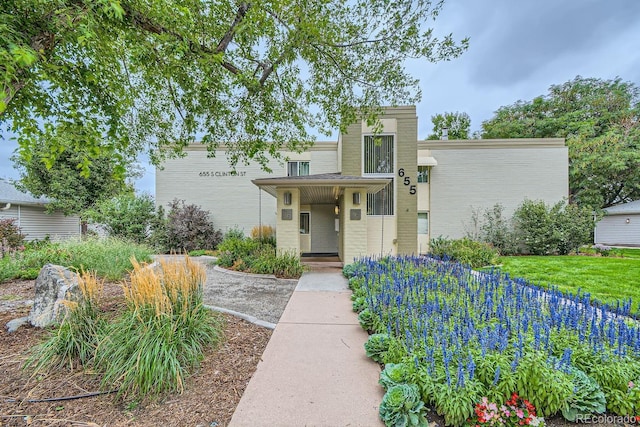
[
  {"xmin": 481, "ymin": 76, "xmax": 640, "ymax": 208},
  {"xmin": 13, "ymin": 127, "xmax": 133, "ymax": 215},
  {"xmin": 85, "ymin": 192, "xmax": 156, "ymax": 244},
  {"xmin": 1, "ymin": 0, "xmax": 468, "ymax": 170},
  {"xmin": 427, "ymin": 111, "xmax": 471, "ymax": 140}
]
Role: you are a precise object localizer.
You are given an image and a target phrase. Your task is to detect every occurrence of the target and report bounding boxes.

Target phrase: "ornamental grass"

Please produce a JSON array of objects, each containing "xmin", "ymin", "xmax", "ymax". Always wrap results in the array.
[
  {"xmin": 26, "ymin": 270, "xmax": 107, "ymax": 373},
  {"xmin": 96, "ymin": 256, "xmax": 221, "ymax": 402}
]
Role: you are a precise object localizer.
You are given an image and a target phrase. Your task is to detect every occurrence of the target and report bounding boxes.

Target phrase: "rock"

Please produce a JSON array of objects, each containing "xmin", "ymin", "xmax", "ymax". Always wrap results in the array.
[
  {"xmin": 28, "ymin": 264, "xmax": 81, "ymax": 328},
  {"xmin": 5, "ymin": 316, "xmax": 29, "ymax": 333}
]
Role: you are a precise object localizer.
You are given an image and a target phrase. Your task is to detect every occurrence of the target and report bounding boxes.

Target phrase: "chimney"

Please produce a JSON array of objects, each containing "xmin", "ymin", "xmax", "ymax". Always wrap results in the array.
[{"xmin": 442, "ymin": 128, "xmax": 449, "ymax": 140}]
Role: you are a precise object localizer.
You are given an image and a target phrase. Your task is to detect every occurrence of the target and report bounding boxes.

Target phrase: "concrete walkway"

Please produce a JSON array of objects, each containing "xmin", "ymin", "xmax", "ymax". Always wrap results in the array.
[{"xmin": 229, "ymin": 270, "xmax": 385, "ymax": 427}]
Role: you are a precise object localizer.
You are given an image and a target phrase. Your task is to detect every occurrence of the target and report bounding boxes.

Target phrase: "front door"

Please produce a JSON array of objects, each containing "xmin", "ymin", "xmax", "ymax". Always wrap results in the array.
[{"xmin": 310, "ymin": 204, "xmax": 338, "ymax": 254}]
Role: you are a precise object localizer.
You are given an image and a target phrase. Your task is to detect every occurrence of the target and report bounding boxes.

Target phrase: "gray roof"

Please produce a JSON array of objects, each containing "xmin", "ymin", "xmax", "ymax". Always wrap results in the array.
[
  {"xmin": 604, "ymin": 200, "xmax": 640, "ymax": 215},
  {"xmin": 0, "ymin": 179, "xmax": 50, "ymax": 206}
]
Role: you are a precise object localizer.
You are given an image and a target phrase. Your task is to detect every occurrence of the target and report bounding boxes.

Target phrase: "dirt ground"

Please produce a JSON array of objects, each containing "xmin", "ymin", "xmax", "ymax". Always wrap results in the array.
[{"xmin": 0, "ymin": 263, "xmax": 293, "ymax": 427}]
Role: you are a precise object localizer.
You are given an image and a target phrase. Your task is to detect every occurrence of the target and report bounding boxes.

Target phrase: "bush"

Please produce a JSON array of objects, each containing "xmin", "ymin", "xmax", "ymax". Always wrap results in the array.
[
  {"xmin": 85, "ymin": 193, "xmax": 156, "ymax": 244},
  {"xmin": 164, "ymin": 199, "xmax": 223, "ymax": 253},
  {"xmin": 429, "ymin": 237, "xmax": 498, "ymax": 268},
  {"xmin": 0, "ymin": 218, "xmax": 25, "ymax": 257},
  {"xmin": 479, "ymin": 204, "xmax": 519, "ymax": 255},
  {"xmin": 513, "ymin": 200, "xmax": 594, "ymax": 255},
  {"xmin": 216, "ymin": 236, "xmax": 260, "ymax": 267}
]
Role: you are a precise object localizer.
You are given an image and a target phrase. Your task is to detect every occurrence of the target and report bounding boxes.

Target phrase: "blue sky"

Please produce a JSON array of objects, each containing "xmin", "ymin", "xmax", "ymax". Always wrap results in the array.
[{"xmin": 2, "ymin": 0, "xmax": 639, "ymax": 196}]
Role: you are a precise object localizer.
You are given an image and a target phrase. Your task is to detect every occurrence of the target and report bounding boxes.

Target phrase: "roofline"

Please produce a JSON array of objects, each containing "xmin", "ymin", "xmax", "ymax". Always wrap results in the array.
[
  {"xmin": 184, "ymin": 141, "xmax": 338, "ymax": 152},
  {"xmin": 420, "ymin": 138, "xmax": 566, "ymax": 150},
  {"xmin": 252, "ymin": 177, "xmax": 391, "ymax": 187}
]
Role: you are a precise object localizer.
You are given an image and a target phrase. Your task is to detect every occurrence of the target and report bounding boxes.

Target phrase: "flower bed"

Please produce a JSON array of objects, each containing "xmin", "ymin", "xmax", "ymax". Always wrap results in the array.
[{"xmin": 346, "ymin": 256, "xmax": 640, "ymax": 426}]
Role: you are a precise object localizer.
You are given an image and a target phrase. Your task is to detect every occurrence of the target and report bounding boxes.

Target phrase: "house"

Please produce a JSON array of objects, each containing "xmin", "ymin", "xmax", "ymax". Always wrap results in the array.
[
  {"xmin": 155, "ymin": 106, "xmax": 569, "ymax": 264},
  {"xmin": 0, "ymin": 179, "xmax": 81, "ymax": 241},
  {"xmin": 594, "ymin": 200, "xmax": 640, "ymax": 247}
]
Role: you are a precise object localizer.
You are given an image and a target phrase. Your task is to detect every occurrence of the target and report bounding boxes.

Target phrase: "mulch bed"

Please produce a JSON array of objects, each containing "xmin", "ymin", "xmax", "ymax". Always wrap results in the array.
[{"xmin": 0, "ymin": 280, "xmax": 272, "ymax": 427}]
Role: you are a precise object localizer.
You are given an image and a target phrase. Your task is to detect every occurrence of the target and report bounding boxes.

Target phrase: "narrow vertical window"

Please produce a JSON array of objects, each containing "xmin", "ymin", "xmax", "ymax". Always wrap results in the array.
[
  {"xmin": 417, "ymin": 166, "xmax": 429, "ymax": 183},
  {"xmin": 300, "ymin": 212, "xmax": 310, "ymax": 234},
  {"xmin": 364, "ymin": 135, "xmax": 394, "ymax": 215},
  {"xmin": 418, "ymin": 212, "xmax": 429, "ymax": 234}
]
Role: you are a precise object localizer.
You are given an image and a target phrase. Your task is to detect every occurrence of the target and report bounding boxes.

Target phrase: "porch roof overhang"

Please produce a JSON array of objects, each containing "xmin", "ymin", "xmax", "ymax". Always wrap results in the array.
[{"xmin": 252, "ymin": 173, "xmax": 391, "ymax": 204}]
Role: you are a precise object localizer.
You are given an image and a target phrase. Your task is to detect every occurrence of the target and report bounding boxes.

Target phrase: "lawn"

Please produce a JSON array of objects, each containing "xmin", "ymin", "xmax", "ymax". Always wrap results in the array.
[{"xmin": 493, "ymin": 250, "xmax": 640, "ymax": 313}]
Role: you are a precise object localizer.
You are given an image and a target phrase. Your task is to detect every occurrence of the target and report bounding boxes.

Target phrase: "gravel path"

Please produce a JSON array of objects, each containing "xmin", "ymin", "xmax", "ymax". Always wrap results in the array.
[{"xmin": 196, "ymin": 259, "xmax": 298, "ymax": 325}]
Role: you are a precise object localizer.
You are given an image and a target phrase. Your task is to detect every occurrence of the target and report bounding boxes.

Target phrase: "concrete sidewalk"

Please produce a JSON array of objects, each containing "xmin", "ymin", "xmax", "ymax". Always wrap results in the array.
[{"xmin": 229, "ymin": 270, "xmax": 384, "ymax": 427}]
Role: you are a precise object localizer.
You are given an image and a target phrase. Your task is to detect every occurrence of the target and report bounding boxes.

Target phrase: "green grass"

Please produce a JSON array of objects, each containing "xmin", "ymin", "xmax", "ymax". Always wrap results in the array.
[
  {"xmin": 0, "ymin": 237, "xmax": 154, "ymax": 283},
  {"xmin": 492, "ymin": 254, "xmax": 640, "ymax": 313}
]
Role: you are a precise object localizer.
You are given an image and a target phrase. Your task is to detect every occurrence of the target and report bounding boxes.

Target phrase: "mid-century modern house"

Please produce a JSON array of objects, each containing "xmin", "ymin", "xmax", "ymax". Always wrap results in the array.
[
  {"xmin": 156, "ymin": 106, "xmax": 569, "ymax": 264},
  {"xmin": 0, "ymin": 179, "xmax": 81, "ymax": 241},
  {"xmin": 594, "ymin": 200, "xmax": 640, "ymax": 247}
]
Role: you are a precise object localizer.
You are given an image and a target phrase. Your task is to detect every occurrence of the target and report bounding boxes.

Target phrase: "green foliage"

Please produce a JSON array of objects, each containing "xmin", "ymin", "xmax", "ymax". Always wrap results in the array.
[
  {"xmin": 26, "ymin": 272, "xmax": 107, "ymax": 372},
  {"xmin": 248, "ymin": 248, "xmax": 305, "ymax": 279},
  {"xmin": 359, "ymin": 309, "xmax": 379, "ymax": 333},
  {"xmin": 85, "ymin": 192, "xmax": 156, "ymax": 244},
  {"xmin": 379, "ymin": 362, "xmax": 414, "ymax": 390},
  {"xmin": 364, "ymin": 333, "xmax": 390, "ymax": 363},
  {"xmin": 587, "ymin": 359, "xmax": 640, "ymax": 415},
  {"xmin": 95, "ymin": 258, "xmax": 222, "ymax": 402},
  {"xmin": 481, "ymin": 76, "xmax": 640, "ymax": 209},
  {"xmin": 0, "ymin": 237, "xmax": 153, "ymax": 283},
  {"xmin": 164, "ymin": 199, "xmax": 223, "ymax": 253},
  {"xmin": 216, "ymin": 232, "xmax": 304, "ymax": 278},
  {"xmin": 513, "ymin": 199, "xmax": 594, "ymax": 255},
  {"xmin": 562, "ymin": 367, "xmax": 606, "ymax": 421},
  {"xmin": 379, "ymin": 383, "xmax": 429, "ymax": 427},
  {"xmin": 0, "ymin": 218, "xmax": 25, "ymax": 257},
  {"xmin": 13, "ymin": 136, "xmax": 132, "ymax": 215},
  {"xmin": 433, "ymin": 380, "xmax": 484, "ymax": 427},
  {"xmin": 514, "ymin": 352, "xmax": 573, "ymax": 416},
  {"xmin": 2, "ymin": 0, "xmax": 468, "ymax": 174},
  {"xmin": 478, "ymin": 204, "xmax": 519, "ymax": 255},
  {"xmin": 427, "ymin": 111, "xmax": 471, "ymax": 140},
  {"xmin": 216, "ymin": 236, "xmax": 260, "ymax": 268},
  {"xmin": 428, "ymin": 237, "xmax": 498, "ymax": 268}
]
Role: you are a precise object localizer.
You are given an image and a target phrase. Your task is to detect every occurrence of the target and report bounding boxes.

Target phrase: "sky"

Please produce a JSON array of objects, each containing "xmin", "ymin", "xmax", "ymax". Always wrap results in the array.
[{"xmin": 1, "ymin": 0, "xmax": 639, "ymax": 196}]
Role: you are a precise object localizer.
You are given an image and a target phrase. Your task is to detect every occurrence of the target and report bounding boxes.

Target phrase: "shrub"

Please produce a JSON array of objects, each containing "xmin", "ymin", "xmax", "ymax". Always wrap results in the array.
[
  {"xmin": 85, "ymin": 193, "xmax": 156, "ymax": 244},
  {"xmin": 513, "ymin": 199, "xmax": 594, "ymax": 255},
  {"xmin": 250, "ymin": 225, "xmax": 276, "ymax": 247},
  {"xmin": 249, "ymin": 248, "xmax": 305, "ymax": 278},
  {"xmin": 216, "ymin": 236, "xmax": 260, "ymax": 267},
  {"xmin": 26, "ymin": 271, "xmax": 107, "ymax": 372},
  {"xmin": 0, "ymin": 218, "xmax": 25, "ymax": 257},
  {"xmin": 95, "ymin": 257, "xmax": 221, "ymax": 401},
  {"xmin": 592, "ymin": 243, "xmax": 613, "ymax": 256},
  {"xmin": 429, "ymin": 237, "xmax": 498, "ymax": 268},
  {"xmin": 164, "ymin": 199, "xmax": 223, "ymax": 253},
  {"xmin": 479, "ymin": 204, "xmax": 519, "ymax": 255}
]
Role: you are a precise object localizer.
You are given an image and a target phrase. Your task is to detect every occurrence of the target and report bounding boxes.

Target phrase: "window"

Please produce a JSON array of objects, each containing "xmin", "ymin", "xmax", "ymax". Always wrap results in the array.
[
  {"xmin": 418, "ymin": 212, "xmax": 429, "ymax": 234},
  {"xmin": 288, "ymin": 161, "xmax": 310, "ymax": 177},
  {"xmin": 417, "ymin": 166, "xmax": 429, "ymax": 183},
  {"xmin": 300, "ymin": 212, "xmax": 310, "ymax": 234},
  {"xmin": 364, "ymin": 135, "xmax": 394, "ymax": 215},
  {"xmin": 367, "ymin": 181, "xmax": 394, "ymax": 215},
  {"xmin": 364, "ymin": 135, "xmax": 394, "ymax": 174}
]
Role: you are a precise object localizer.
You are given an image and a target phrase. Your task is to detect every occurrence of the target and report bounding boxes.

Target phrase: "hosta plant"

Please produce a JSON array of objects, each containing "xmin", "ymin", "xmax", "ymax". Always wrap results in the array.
[{"xmin": 379, "ymin": 383, "xmax": 429, "ymax": 427}]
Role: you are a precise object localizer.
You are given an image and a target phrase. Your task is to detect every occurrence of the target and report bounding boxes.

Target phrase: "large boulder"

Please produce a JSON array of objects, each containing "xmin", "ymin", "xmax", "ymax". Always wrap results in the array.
[{"xmin": 28, "ymin": 264, "xmax": 81, "ymax": 328}]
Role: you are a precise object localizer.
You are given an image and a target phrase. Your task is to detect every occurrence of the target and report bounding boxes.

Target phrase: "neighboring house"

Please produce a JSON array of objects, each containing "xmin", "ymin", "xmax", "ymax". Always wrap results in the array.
[
  {"xmin": 156, "ymin": 106, "xmax": 569, "ymax": 264},
  {"xmin": 594, "ymin": 200, "xmax": 640, "ymax": 247},
  {"xmin": 0, "ymin": 179, "xmax": 81, "ymax": 241}
]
